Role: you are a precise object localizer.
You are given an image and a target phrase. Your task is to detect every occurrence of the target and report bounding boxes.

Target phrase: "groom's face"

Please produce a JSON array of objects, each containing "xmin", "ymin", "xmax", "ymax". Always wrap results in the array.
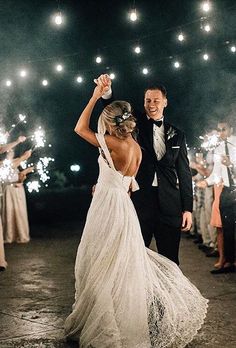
[{"xmin": 144, "ymin": 89, "xmax": 167, "ymax": 120}]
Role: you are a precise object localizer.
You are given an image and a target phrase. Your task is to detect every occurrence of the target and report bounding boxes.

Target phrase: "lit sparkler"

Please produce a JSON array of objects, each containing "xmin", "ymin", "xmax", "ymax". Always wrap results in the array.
[
  {"xmin": 26, "ymin": 180, "xmax": 41, "ymax": 193},
  {"xmin": 0, "ymin": 129, "xmax": 8, "ymax": 144},
  {"xmin": 200, "ymin": 133, "xmax": 221, "ymax": 151},
  {"xmin": 9, "ymin": 114, "xmax": 27, "ymax": 134},
  {"xmin": 36, "ymin": 156, "xmax": 54, "ymax": 183},
  {"xmin": 31, "ymin": 127, "xmax": 46, "ymax": 149}
]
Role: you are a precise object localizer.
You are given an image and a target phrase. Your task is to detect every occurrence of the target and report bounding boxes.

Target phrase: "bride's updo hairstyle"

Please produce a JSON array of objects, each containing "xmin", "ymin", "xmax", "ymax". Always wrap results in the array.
[{"xmin": 98, "ymin": 101, "xmax": 136, "ymax": 139}]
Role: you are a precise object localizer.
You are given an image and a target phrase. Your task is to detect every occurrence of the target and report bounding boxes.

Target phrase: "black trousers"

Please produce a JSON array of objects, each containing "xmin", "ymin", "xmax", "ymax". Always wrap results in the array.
[
  {"xmin": 219, "ymin": 187, "xmax": 236, "ymax": 264},
  {"xmin": 132, "ymin": 187, "xmax": 181, "ymax": 265}
]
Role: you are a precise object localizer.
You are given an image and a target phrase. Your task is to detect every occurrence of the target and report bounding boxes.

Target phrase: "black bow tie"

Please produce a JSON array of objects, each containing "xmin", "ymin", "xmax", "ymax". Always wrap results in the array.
[{"xmin": 150, "ymin": 119, "xmax": 163, "ymax": 127}]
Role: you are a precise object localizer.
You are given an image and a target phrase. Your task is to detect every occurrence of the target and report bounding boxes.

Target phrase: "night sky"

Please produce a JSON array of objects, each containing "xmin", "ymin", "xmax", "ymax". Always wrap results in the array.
[{"xmin": 0, "ymin": 0, "xmax": 235, "ymax": 185}]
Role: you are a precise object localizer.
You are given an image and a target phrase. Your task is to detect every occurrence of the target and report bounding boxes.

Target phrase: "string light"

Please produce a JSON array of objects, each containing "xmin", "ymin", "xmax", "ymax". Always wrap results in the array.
[
  {"xmin": 177, "ymin": 33, "xmax": 185, "ymax": 42},
  {"xmin": 76, "ymin": 76, "xmax": 83, "ymax": 83},
  {"xmin": 55, "ymin": 64, "xmax": 63, "ymax": 72},
  {"xmin": 173, "ymin": 61, "xmax": 181, "ymax": 69},
  {"xmin": 95, "ymin": 56, "xmax": 102, "ymax": 63},
  {"xmin": 201, "ymin": 1, "xmax": 211, "ymax": 13},
  {"xmin": 1, "ymin": 8, "xmax": 235, "ymax": 90},
  {"xmin": 109, "ymin": 73, "xmax": 116, "ymax": 80},
  {"xmin": 19, "ymin": 70, "xmax": 27, "ymax": 78},
  {"xmin": 134, "ymin": 46, "xmax": 141, "ymax": 54},
  {"xmin": 129, "ymin": 9, "xmax": 138, "ymax": 22},
  {"xmin": 42, "ymin": 79, "xmax": 48, "ymax": 86},
  {"xmin": 142, "ymin": 68, "xmax": 149, "ymax": 75},
  {"xmin": 203, "ymin": 24, "xmax": 211, "ymax": 32},
  {"xmin": 5, "ymin": 80, "xmax": 12, "ymax": 87},
  {"xmin": 54, "ymin": 12, "xmax": 63, "ymax": 25}
]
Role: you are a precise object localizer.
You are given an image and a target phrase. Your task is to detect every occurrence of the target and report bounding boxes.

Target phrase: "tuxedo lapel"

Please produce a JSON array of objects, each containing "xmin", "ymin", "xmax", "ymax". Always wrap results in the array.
[
  {"xmin": 164, "ymin": 122, "xmax": 171, "ymax": 144},
  {"xmin": 163, "ymin": 122, "xmax": 173, "ymax": 154},
  {"xmin": 139, "ymin": 114, "xmax": 155, "ymax": 156},
  {"xmin": 147, "ymin": 118, "xmax": 154, "ymax": 148}
]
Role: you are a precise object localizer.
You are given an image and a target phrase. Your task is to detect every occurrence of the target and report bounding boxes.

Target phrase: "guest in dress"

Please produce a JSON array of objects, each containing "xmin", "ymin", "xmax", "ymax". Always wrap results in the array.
[
  {"xmin": 2, "ymin": 149, "xmax": 32, "ymax": 244},
  {"xmin": 0, "ymin": 136, "xmax": 28, "ymax": 271}
]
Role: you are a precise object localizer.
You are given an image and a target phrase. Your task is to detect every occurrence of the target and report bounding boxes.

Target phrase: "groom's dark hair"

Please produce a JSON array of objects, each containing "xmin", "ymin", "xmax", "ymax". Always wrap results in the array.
[{"xmin": 144, "ymin": 85, "xmax": 167, "ymax": 98}]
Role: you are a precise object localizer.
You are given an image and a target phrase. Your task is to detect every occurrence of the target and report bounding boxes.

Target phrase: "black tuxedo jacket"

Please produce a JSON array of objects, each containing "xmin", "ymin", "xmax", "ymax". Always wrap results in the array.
[
  {"xmin": 101, "ymin": 97, "xmax": 193, "ymax": 227},
  {"xmin": 134, "ymin": 112, "xmax": 193, "ymax": 226}
]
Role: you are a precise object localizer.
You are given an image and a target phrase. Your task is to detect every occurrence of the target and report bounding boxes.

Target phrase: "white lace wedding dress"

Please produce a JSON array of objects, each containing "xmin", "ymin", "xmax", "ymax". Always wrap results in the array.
[{"xmin": 64, "ymin": 133, "xmax": 208, "ymax": 348}]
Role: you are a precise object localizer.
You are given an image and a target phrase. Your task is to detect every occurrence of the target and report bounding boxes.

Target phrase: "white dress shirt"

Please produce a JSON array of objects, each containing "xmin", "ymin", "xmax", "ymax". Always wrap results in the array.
[
  {"xmin": 206, "ymin": 135, "xmax": 236, "ymax": 187},
  {"xmin": 150, "ymin": 117, "xmax": 166, "ymax": 186}
]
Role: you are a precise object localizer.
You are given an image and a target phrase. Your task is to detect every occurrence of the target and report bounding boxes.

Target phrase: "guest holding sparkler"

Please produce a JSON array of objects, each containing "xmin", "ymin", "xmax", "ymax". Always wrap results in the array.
[
  {"xmin": 2, "ymin": 149, "xmax": 33, "ymax": 244},
  {"xmin": 190, "ymin": 151, "xmax": 216, "ymax": 253},
  {"xmin": 0, "ymin": 135, "xmax": 26, "ymax": 154},
  {"xmin": 191, "ymin": 130, "xmax": 218, "ymax": 256},
  {"xmin": 197, "ymin": 119, "xmax": 236, "ymax": 274},
  {"xmin": 0, "ymin": 135, "xmax": 29, "ymax": 271},
  {"xmin": 209, "ymin": 182, "xmax": 224, "ymax": 269}
]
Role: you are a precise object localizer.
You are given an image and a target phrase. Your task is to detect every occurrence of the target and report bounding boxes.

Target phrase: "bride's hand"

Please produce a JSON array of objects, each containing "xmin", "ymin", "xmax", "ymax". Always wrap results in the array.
[
  {"xmin": 94, "ymin": 74, "xmax": 111, "ymax": 90},
  {"xmin": 92, "ymin": 84, "xmax": 110, "ymax": 100}
]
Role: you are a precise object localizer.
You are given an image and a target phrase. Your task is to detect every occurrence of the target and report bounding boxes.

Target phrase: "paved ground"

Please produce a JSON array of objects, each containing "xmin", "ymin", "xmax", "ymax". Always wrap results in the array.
[{"xmin": 0, "ymin": 221, "xmax": 235, "ymax": 348}]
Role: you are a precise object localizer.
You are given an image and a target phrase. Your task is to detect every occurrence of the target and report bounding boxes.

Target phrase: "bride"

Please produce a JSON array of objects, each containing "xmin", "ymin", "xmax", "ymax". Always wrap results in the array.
[{"xmin": 64, "ymin": 82, "xmax": 208, "ymax": 347}]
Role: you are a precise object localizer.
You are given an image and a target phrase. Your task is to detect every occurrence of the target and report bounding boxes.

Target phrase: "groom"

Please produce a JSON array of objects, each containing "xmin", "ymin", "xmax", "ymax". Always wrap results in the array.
[{"xmin": 97, "ymin": 74, "xmax": 193, "ymax": 264}]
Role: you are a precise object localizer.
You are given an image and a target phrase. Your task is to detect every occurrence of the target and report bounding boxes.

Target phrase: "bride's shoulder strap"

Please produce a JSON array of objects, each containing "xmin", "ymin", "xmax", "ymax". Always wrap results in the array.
[{"xmin": 95, "ymin": 133, "xmax": 115, "ymax": 170}]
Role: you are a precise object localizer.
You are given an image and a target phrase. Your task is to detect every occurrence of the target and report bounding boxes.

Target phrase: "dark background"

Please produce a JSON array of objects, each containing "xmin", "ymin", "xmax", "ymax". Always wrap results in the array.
[{"xmin": 0, "ymin": 0, "xmax": 235, "ymax": 190}]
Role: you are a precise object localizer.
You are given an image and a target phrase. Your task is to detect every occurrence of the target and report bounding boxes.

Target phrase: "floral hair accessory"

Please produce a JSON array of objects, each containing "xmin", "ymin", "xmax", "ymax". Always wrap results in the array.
[{"xmin": 115, "ymin": 111, "xmax": 132, "ymax": 126}]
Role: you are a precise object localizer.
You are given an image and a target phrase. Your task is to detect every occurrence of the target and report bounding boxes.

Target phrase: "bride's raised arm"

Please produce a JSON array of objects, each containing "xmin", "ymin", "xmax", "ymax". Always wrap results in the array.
[
  {"xmin": 74, "ymin": 85, "xmax": 106, "ymax": 147},
  {"xmin": 74, "ymin": 84, "xmax": 122, "ymax": 153}
]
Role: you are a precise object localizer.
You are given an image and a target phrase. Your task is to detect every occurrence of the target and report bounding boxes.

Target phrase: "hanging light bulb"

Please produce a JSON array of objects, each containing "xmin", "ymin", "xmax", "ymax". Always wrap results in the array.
[
  {"xmin": 76, "ymin": 76, "xmax": 83, "ymax": 83},
  {"xmin": 134, "ymin": 46, "xmax": 141, "ymax": 54},
  {"xmin": 202, "ymin": 1, "xmax": 211, "ymax": 12},
  {"xmin": 56, "ymin": 64, "xmax": 63, "ymax": 72},
  {"xmin": 173, "ymin": 61, "xmax": 181, "ymax": 69},
  {"xmin": 204, "ymin": 24, "xmax": 211, "ymax": 32},
  {"xmin": 142, "ymin": 68, "xmax": 149, "ymax": 75},
  {"xmin": 19, "ymin": 70, "xmax": 27, "ymax": 78},
  {"xmin": 109, "ymin": 73, "xmax": 116, "ymax": 80},
  {"xmin": 95, "ymin": 56, "xmax": 102, "ymax": 64},
  {"xmin": 203, "ymin": 53, "xmax": 209, "ymax": 60},
  {"xmin": 42, "ymin": 79, "xmax": 48, "ymax": 86},
  {"xmin": 129, "ymin": 9, "xmax": 138, "ymax": 22},
  {"xmin": 54, "ymin": 12, "xmax": 63, "ymax": 25},
  {"xmin": 6, "ymin": 80, "xmax": 12, "ymax": 87},
  {"xmin": 230, "ymin": 46, "xmax": 236, "ymax": 53},
  {"xmin": 177, "ymin": 33, "xmax": 185, "ymax": 42}
]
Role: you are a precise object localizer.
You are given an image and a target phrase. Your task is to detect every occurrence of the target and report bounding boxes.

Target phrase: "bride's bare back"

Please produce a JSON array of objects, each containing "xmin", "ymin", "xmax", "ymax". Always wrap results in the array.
[{"xmin": 105, "ymin": 134, "xmax": 142, "ymax": 177}]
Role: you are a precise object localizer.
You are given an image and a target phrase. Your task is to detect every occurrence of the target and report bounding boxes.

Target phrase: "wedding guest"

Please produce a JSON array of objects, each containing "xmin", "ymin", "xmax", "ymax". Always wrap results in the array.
[
  {"xmin": 197, "ymin": 119, "xmax": 236, "ymax": 274},
  {"xmin": 2, "ymin": 150, "xmax": 32, "ymax": 244},
  {"xmin": 210, "ymin": 183, "xmax": 224, "ymax": 269},
  {"xmin": 0, "ymin": 136, "xmax": 27, "ymax": 271}
]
